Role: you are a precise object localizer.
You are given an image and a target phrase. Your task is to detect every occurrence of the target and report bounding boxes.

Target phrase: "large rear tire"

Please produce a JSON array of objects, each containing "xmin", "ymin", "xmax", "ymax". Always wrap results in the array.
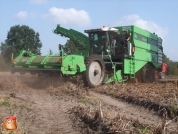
[
  {"xmin": 83, "ymin": 55, "xmax": 105, "ymax": 88},
  {"xmin": 134, "ymin": 63, "xmax": 155, "ymax": 83},
  {"xmin": 142, "ymin": 64, "xmax": 155, "ymax": 83}
]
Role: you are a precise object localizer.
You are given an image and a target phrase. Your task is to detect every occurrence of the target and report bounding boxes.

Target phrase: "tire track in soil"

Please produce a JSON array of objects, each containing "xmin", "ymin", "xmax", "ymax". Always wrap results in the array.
[
  {"xmin": 1, "ymin": 72, "xmax": 177, "ymax": 133},
  {"xmin": 19, "ymin": 88, "xmax": 80, "ymax": 134},
  {"xmin": 0, "ymin": 73, "xmax": 83, "ymax": 134},
  {"xmin": 0, "ymin": 72, "xmax": 79, "ymax": 134},
  {"xmin": 0, "ymin": 88, "xmax": 79, "ymax": 133},
  {"xmin": 90, "ymin": 91, "xmax": 177, "ymax": 128}
]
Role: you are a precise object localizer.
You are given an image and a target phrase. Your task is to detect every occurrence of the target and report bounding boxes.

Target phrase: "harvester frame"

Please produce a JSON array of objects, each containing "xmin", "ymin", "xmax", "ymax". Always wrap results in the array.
[{"xmin": 11, "ymin": 24, "xmax": 166, "ymax": 88}]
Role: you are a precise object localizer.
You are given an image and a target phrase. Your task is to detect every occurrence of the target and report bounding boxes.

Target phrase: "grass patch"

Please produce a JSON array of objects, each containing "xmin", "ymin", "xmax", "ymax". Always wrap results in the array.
[
  {"xmin": 168, "ymin": 103, "xmax": 178, "ymax": 118},
  {"xmin": 19, "ymin": 104, "xmax": 29, "ymax": 109},
  {"xmin": 79, "ymin": 95, "xmax": 98, "ymax": 105},
  {"xmin": 0, "ymin": 97, "xmax": 30, "ymax": 110},
  {"xmin": 1, "ymin": 101, "xmax": 10, "ymax": 106},
  {"xmin": 80, "ymin": 98, "xmax": 90, "ymax": 103},
  {"xmin": 139, "ymin": 127, "xmax": 151, "ymax": 133},
  {"xmin": 108, "ymin": 91, "xmax": 116, "ymax": 96}
]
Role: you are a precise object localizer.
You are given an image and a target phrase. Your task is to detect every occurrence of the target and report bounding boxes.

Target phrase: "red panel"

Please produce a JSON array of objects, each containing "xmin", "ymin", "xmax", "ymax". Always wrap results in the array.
[{"xmin": 162, "ymin": 63, "xmax": 167, "ymax": 73}]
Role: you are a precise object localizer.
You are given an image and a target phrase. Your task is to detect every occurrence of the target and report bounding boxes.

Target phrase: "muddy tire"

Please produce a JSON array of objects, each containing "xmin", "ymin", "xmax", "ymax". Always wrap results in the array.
[
  {"xmin": 134, "ymin": 63, "xmax": 156, "ymax": 83},
  {"xmin": 142, "ymin": 64, "xmax": 155, "ymax": 83},
  {"xmin": 83, "ymin": 55, "xmax": 105, "ymax": 88}
]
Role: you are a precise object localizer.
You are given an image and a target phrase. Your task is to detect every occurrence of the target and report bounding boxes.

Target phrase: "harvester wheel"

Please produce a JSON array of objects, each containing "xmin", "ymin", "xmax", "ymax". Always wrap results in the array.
[
  {"xmin": 83, "ymin": 55, "xmax": 105, "ymax": 88},
  {"xmin": 142, "ymin": 64, "xmax": 155, "ymax": 83}
]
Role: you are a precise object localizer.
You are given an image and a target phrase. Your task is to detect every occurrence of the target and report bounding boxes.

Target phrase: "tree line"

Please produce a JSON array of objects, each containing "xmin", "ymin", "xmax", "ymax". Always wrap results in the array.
[
  {"xmin": 0, "ymin": 24, "xmax": 178, "ymax": 75},
  {"xmin": 163, "ymin": 54, "xmax": 178, "ymax": 75},
  {"xmin": 0, "ymin": 25, "xmax": 42, "ymax": 63}
]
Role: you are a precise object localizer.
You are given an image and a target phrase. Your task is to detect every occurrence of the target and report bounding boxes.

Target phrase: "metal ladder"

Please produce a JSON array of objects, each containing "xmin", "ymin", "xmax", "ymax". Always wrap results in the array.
[{"xmin": 130, "ymin": 56, "xmax": 135, "ymax": 78}]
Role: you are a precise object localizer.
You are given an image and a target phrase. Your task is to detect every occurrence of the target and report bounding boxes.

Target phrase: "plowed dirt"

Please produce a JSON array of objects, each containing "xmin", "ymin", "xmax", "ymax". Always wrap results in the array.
[{"xmin": 0, "ymin": 72, "xmax": 177, "ymax": 134}]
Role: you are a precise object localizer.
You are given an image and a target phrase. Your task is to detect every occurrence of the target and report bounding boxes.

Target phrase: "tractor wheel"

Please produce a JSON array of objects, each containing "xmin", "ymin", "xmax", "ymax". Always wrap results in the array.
[
  {"xmin": 83, "ymin": 55, "xmax": 105, "ymax": 88},
  {"xmin": 142, "ymin": 64, "xmax": 155, "ymax": 83},
  {"xmin": 134, "ymin": 69, "xmax": 143, "ymax": 83}
]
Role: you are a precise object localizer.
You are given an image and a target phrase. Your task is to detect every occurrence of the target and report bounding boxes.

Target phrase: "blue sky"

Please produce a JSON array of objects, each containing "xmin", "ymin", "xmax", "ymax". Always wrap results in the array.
[{"xmin": 0, "ymin": 0, "xmax": 178, "ymax": 61}]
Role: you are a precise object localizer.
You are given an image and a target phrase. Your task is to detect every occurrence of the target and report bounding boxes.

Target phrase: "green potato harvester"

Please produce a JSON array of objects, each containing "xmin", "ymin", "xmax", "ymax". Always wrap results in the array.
[{"xmin": 11, "ymin": 24, "xmax": 166, "ymax": 88}]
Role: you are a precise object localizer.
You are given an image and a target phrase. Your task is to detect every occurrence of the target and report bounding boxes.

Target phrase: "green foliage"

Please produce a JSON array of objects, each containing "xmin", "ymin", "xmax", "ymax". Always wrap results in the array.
[
  {"xmin": 80, "ymin": 98, "xmax": 90, "ymax": 103},
  {"xmin": 108, "ymin": 91, "xmax": 116, "ymax": 96},
  {"xmin": 1, "ymin": 101, "xmax": 10, "ymax": 106},
  {"xmin": 139, "ymin": 127, "xmax": 151, "ymax": 133},
  {"xmin": 63, "ymin": 39, "xmax": 78, "ymax": 54},
  {"xmin": 168, "ymin": 103, "xmax": 178, "ymax": 118},
  {"xmin": 19, "ymin": 104, "xmax": 30, "ymax": 109},
  {"xmin": 0, "ymin": 25, "xmax": 42, "ymax": 63},
  {"xmin": 163, "ymin": 53, "xmax": 178, "ymax": 75}
]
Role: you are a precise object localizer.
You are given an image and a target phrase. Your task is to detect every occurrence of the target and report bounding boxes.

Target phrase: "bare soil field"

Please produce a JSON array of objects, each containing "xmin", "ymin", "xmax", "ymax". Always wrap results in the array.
[
  {"xmin": 0, "ymin": 72, "xmax": 178, "ymax": 134},
  {"xmin": 94, "ymin": 81, "xmax": 178, "ymax": 119}
]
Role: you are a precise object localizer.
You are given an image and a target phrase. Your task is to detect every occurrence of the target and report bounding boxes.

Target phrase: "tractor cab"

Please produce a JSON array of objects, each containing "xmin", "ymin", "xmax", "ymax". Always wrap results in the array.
[{"xmin": 85, "ymin": 26, "xmax": 132, "ymax": 64}]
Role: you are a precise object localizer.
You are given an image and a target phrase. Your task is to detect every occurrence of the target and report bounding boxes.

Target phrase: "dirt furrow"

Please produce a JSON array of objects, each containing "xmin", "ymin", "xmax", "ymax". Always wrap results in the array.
[
  {"xmin": 1, "ymin": 72, "xmax": 178, "ymax": 133},
  {"xmin": 90, "ymin": 91, "xmax": 177, "ymax": 128},
  {"xmin": 0, "ymin": 88, "xmax": 80, "ymax": 133},
  {"xmin": 23, "ymin": 89, "xmax": 79, "ymax": 134}
]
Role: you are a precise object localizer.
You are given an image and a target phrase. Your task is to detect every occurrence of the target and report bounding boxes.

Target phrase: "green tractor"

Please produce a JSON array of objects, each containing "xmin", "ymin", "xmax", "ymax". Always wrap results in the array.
[{"xmin": 11, "ymin": 24, "xmax": 165, "ymax": 88}]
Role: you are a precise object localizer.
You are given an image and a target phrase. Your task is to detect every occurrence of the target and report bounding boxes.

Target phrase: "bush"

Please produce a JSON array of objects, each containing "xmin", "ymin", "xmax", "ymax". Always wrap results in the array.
[{"xmin": 0, "ymin": 54, "xmax": 11, "ymax": 71}]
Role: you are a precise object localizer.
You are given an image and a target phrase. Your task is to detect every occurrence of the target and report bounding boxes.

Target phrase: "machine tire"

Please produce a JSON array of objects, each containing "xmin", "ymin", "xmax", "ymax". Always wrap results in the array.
[
  {"xmin": 83, "ymin": 54, "xmax": 105, "ymax": 88},
  {"xmin": 142, "ymin": 64, "xmax": 155, "ymax": 83}
]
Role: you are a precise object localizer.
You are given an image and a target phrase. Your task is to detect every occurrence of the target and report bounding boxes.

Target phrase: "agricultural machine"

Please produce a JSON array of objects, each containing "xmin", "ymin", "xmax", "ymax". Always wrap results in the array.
[{"xmin": 11, "ymin": 24, "xmax": 167, "ymax": 88}]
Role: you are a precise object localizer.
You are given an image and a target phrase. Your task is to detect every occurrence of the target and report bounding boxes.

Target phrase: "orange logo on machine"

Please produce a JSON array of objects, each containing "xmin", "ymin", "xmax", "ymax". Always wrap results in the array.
[{"xmin": 1, "ymin": 116, "xmax": 18, "ymax": 132}]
